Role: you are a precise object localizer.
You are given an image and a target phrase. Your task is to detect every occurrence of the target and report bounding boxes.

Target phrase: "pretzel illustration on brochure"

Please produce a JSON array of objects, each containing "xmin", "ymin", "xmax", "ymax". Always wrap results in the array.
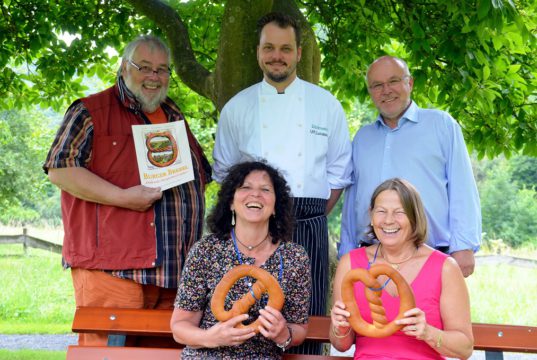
[{"xmin": 132, "ymin": 121, "xmax": 194, "ymax": 191}]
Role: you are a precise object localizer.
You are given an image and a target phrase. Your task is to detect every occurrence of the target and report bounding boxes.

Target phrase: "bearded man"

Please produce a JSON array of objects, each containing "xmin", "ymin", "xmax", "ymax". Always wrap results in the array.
[
  {"xmin": 212, "ymin": 12, "xmax": 352, "ymax": 355},
  {"xmin": 44, "ymin": 35, "xmax": 211, "ymax": 346}
]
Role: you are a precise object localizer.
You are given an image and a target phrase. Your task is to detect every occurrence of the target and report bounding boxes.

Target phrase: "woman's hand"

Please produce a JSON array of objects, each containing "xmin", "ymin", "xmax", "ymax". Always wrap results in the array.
[
  {"xmin": 331, "ymin": 300, "xmax": 351, "ymax": 334},
  {"xmin": 257, "ymin": 305, "xmax": 288, "ymax": 343},
  {"xmin": 206, "ymin": 314, "xmax": 256, "ymax": 347},
  {"xmin": 395, "ymin": 307, "xmax": 430, "ymax": 340}
]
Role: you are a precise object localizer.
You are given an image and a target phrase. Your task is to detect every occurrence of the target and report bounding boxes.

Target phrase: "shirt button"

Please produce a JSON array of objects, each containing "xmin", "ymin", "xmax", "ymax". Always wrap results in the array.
[
  {"xmin": 298, "ymin": 123, "xmax": 303, "ymax": 127},
  {"xmin": 264, "ymin": 152, "xmax": 269, "ymax": 157},
  {"xmin": 298, "ymin": 152, "xmax": 302, "ymax": 157},
  {"xmin": 150, "ymin": 222, "xmax": 155, "ymax": 227},
  {"xmin": 261, "ymin": 97, "xmax": 266, "ymax": 102},
  {"xmin": 112, "ymin": 141, "xmax": 117, "ymax": 146},
  {"xmin": 297, "ymin": 183, "xmax": 302, "ymax": 188},
  {"xmin": 263, "ymin": 123, "xmax": 268, "ymax": 128},
  {"xmin": 151, "ymin": 262, "xmax": 156, "ymax": 266}
]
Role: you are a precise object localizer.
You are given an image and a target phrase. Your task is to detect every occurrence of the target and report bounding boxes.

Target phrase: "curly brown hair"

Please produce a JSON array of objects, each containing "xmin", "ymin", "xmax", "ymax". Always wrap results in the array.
[{"xmin": 207, "ymin": 161, "xmax": 294, "ymax": 243}]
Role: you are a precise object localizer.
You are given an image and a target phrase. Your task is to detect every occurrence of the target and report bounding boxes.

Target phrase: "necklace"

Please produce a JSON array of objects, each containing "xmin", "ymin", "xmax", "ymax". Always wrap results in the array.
[
  {"xmin": 367, "ymin": 244, "xmax": 391, "ymax": 291},
  {"xmin": 231, "ymin": 229, "xmax": 283, "ymax": 303},
  {"xmin": 233, "ymin": 229, "xmax": 270, "ymax": 251},
  {"xmin": 379, "ymin": 244, "xmax": 417, "ymax": 270}
]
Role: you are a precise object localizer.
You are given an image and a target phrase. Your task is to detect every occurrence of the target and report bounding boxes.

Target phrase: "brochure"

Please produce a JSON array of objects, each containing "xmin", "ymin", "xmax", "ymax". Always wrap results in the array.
[{"xmin": 132, "ymin": 121, "xmax": 194, "ymax": 191}]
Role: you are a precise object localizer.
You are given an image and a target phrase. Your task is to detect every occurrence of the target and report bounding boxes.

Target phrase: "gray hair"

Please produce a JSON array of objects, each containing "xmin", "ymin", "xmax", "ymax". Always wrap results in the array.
[
  {"xmin": 365, "ymin": 56, "xmax": 411, "ymax": 83},
  {"xmin": 121, "ymin": 35, "xmax": 170, "ymax": 64}
]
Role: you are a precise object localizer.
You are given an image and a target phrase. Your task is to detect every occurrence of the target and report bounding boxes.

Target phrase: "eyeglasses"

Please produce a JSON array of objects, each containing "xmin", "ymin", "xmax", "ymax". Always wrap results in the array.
[
  {"xmin": 128, "ymin": 59, "xmax": 171, "ymax": 77},
  {"xmin": 368, "ymin": 76, "xmax": 409, "ymax": 93}
]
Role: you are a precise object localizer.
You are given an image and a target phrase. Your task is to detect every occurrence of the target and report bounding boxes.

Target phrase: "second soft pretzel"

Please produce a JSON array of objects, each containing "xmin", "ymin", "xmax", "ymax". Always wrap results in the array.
[
  {"xmin": 341, "ymin": 263, "xmax": 415, "ymax": 338},
  {"xmin": 211, "ymin": 264, "xmax": 285, "ymax": 333}
]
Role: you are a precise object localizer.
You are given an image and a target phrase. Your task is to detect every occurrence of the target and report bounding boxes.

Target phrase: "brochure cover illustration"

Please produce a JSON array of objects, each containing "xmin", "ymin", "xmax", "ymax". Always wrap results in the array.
[{"xmin": 132, "ymin": 121, "xmax": 194, "ymax": 191}]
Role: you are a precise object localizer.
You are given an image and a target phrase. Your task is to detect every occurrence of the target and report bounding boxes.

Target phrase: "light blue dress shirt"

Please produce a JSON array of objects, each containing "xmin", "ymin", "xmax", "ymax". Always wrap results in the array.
[{"xmin": 339, "ymin": 101, "xmax": 481, "ymax": 257}]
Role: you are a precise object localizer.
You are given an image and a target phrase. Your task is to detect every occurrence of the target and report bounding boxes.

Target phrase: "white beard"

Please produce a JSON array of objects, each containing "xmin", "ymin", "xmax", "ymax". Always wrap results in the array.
[{"xmin": 124, "ymin": 76, "xmax": 168, "ymax": 113}]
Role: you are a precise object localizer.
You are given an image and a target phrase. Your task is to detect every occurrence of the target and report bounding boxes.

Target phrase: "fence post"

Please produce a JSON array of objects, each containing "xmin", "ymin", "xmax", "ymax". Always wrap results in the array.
[{"xmin": 23, "ymin": 227, "xmax": 28, "ymax": 255}]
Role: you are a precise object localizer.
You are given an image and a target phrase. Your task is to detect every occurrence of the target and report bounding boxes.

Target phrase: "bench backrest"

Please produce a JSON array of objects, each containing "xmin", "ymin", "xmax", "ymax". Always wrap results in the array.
[
  {"xmin": 71, "ymin": 307, "xmax": 537, "ymax": 353},
  {"xmin": 66, "ymin": 346, "xmax": 351, "ymax": 360}
]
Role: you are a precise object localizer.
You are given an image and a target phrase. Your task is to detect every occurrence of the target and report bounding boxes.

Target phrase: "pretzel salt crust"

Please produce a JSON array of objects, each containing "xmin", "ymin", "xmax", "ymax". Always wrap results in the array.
[
  {"xmin": 211, "ymin": 264, "xmax": 285, "ymax": 333},
  {"xmin": 341, "ymin": 264, "xmax": 415, "ymax": 338}
]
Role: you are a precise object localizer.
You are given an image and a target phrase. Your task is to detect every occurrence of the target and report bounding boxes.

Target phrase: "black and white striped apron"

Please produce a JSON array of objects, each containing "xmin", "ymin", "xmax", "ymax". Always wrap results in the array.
[{"xmin": 289, "ymin": 197, "xmax": 328, "ymax": 355}]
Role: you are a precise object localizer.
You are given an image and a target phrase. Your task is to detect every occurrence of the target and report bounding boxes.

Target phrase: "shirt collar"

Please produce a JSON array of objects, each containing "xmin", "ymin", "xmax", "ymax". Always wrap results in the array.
[
  {"xmin": 116, "ymin": 75, "xmax": 143, "ymax": 112},
  {"xmin": 375, "ymin": 100, "xmax": 419, "ymax": 129},
  {"xmin": 260, "ymin": 76, "xmax": 301, "ymax": 95}
]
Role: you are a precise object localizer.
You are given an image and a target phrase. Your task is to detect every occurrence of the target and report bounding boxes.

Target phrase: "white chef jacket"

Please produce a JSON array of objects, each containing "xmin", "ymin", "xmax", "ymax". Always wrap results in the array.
[{"xmin": 213, "ymin": 77, "xmax": 352, "ymax": 199}]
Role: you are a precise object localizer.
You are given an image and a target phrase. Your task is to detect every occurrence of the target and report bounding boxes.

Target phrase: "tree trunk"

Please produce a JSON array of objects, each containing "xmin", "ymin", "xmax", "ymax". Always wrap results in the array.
[
  {"xmin": 126, "ymin": 0, "xmax": 320, "ymax": 112},
  {"xmin": 215, "ymin": 0, "xmax": 321, "ymax": 111}
]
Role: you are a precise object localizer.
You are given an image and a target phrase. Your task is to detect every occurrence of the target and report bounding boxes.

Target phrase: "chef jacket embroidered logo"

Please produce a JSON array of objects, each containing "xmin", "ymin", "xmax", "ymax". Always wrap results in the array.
[{"xmin": 310, "ymin": 124, "xmax": 328, "ymax": 137}]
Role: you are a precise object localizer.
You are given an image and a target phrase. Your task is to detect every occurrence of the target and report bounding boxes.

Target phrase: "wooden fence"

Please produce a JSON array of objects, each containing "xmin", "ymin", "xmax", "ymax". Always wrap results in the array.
[{"xmin": 0, "ymin": 228, "xmax": 62, "ymax": 254}]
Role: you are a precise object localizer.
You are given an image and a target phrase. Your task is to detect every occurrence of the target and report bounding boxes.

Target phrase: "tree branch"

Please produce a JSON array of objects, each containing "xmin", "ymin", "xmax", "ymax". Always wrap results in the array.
[{"xmin": 124, "ymin": 0, "xmax": 215, "ymax": 103}]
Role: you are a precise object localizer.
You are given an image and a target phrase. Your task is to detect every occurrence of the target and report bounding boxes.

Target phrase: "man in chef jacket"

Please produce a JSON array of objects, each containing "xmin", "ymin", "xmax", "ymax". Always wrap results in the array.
[{"xmin": 213, "ymin": 11, "xmax": 352, "ymax": 355}]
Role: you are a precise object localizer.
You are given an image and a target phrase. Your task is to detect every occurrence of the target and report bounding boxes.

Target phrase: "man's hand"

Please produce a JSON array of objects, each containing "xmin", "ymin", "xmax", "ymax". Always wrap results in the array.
[
  {"xmin": 450, "ymin": 249, "xmax": 475, "ymax": 277},
  {"xmin": 121, "ymin": 185, "xmax": 162, "ymax": 211},
  {"xmin": 49, "ymin": 167, "xmax": 161, "ymax": 211}
]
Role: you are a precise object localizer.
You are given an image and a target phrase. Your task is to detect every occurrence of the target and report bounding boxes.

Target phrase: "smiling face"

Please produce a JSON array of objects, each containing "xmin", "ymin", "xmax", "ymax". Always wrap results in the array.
[
  {"xmin": 122, "ymin": 42, "xmax": 170, "ymax": 113},
  {"xmin": 370, "ymin": 189, "xmax": 412, "ymax": 248},
  {"xmin": 231, "ymin": 170, "xmax": 276, "ymax": 227},
  {"xmin": 367, "ymin": 57, "xmax": 413, "ymax": 128},
  {"xmin": 257, "ymin": 22, "xmax": 302, "ymax": 91}
]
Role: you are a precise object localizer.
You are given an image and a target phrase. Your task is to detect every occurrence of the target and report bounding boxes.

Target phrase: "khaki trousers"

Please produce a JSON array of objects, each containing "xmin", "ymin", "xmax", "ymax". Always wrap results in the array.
[{"xmin": 71, "ymin": 268, "xmax": 177, "ymax": 346}]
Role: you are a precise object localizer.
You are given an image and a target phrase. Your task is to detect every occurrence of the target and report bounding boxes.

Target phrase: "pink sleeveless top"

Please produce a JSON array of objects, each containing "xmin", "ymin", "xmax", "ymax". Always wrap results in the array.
[{"xmin": 350, "ymin": 247, "xmax": 448, "ymax": 359}]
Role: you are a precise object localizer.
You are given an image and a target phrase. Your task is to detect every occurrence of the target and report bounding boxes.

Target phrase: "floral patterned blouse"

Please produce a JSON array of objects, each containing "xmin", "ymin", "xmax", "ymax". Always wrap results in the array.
[{"xmin": 175, "ymin": 233, "xmax": 311, "ymax": 359}]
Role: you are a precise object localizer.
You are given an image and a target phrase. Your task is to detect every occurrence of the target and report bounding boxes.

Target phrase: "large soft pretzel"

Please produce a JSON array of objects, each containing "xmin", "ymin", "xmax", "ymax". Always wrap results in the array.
[
  {"xmin": 341, "ymin": 264, "xmax": 415, "ymax": 338},
  {"xmin": 210, "ymin": 264, "xmax": 285, "ymax": 333}
]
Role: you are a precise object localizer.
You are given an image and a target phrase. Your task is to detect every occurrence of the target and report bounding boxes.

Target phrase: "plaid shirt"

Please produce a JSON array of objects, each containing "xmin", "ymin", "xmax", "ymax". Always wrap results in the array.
[{"xmin": 44, "ymin": 77, "xmax": 211, "ymax": 288}]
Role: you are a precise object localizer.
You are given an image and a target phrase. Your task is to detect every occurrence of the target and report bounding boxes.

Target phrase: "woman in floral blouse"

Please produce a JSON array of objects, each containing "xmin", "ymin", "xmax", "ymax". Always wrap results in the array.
[{"xmin": 171, "ymin": 161, "xmax": 311, "ymax": 359}]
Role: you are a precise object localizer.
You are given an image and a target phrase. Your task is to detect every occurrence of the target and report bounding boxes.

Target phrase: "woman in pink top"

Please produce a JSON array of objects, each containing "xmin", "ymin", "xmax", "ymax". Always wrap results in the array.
[{"xmin": 330, "ymin": 178, "xmax": 473, "ymax": 359}]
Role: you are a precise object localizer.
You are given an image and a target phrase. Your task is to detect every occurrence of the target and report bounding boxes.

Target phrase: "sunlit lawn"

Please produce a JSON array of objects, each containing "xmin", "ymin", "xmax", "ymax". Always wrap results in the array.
[
  {"xmin": 468, "ymin": 262, "xmax": 537, "ymax": 325},
  {"xmin": 1, "ymin": 242, "xmax": 536, "ymax": 335},
  {"xmin": 0, "ymin": 350, "xmax": 65, "ymax": 360},
  {"xmin": 0, "ymin": 244, "xmax": 74, "ymax": 334},
  {"xmin": 1, "ymin": 225, "xmax": 536, "ymax": 337},
  {"xmin": 1, "ymin": 227, "xmax": 536, "ymax": 360}
]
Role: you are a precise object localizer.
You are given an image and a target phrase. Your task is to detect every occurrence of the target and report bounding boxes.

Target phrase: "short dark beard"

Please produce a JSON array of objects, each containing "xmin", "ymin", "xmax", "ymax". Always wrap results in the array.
[{"xmin": 266, "ymin": 71, "xmax": 290, "ymax": 83}]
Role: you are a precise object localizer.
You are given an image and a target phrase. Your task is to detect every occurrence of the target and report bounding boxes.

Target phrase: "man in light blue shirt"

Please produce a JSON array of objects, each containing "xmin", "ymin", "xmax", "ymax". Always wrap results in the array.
[{"xmin": 339, "ymin": 56, "xmax": 481, "ymax": 277}]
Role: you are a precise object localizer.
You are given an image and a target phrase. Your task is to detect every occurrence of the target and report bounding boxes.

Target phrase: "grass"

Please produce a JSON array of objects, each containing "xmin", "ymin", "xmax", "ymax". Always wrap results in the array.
[
  {"xmin": 0, "ymin": 350, "xmax": 65, "ymax": 360},
  {"xmin": 0, "ymin": 230, "xmax": 536, "ymax": 336},
  {"xmin": 0, "ymin": 244, "xmax": 74, "ymax": 334},
  {"xmin": 467, "ymin": 263, "xmax": 537, "ymax": 325}
]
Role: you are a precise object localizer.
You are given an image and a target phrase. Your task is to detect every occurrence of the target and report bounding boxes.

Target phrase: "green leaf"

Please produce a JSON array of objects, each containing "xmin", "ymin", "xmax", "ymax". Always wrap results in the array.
[
  {"xmin": 461, "ymin": 24, "xmax": 474, "ymax": 33},
  {"xmin": 478, "ymin": 0, "xmax": 491, "ymax": 20}
]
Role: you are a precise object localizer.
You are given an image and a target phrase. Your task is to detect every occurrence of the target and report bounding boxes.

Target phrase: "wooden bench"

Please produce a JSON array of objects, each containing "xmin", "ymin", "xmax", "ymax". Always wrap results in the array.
[{"xmin": 66, "ymin": 307, "xmax": 537, "ymax": 360}]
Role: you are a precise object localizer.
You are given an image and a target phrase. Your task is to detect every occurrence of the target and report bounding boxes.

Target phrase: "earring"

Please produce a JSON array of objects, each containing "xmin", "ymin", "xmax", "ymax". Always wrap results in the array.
[{"xmin": 231, "ymin": 210, "xmax": 235, "ymax": 226}]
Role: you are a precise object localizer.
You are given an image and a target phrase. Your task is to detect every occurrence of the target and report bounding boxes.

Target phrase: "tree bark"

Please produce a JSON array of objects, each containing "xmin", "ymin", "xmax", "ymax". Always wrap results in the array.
[
  {"xmin": 214, "ymin": 0, "xmax": 272, "ymax": 111},
  {"xmin": 214, "ymin": 0, "xmax": 321, "ymax": 110},
  {"xmin": 125, "ymin": 0, "xmax": 320, "ymax": 112},
  {"xmin": 273, "ymin": 0, "xmax": 321, "ymax": 84},
  {"xmin": 124, "ymin": 0, "xmax": 215, "ymax": 102}
]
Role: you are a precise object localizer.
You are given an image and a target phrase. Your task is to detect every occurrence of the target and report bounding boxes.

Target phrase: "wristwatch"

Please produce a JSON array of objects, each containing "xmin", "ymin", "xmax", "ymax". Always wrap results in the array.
[{"xmin": 276, "ymin": 326, "xmax": 293, "ymax": 351}]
